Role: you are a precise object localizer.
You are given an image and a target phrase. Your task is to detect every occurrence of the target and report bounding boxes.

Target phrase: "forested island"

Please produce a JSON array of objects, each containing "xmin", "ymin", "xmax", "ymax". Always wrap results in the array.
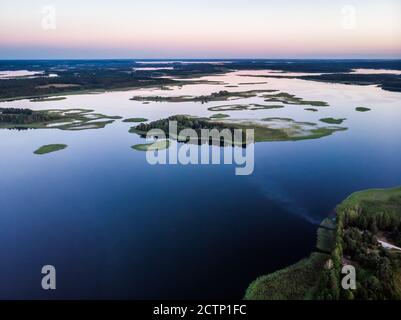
[
  {"xmin": 0, "ymin": 107, "xmax": 120, "ymax": 130},
  {"xmin": 245, "ymin": 186, "xmax": 401, "ymax": 300},
  {"xmin": 130, "ymin": 90, "xmax": 329, "ymax": 108},
  {"xmin": 130, "ymin": 115, "xmax": 347, "ymax": 146},
  {"xmin": 130, "ymin": 89, "xmax": 278, "ymax": 103},
  {"xmin": 0, "ymin": 107, "xmax": 62, "ymax": 125}
]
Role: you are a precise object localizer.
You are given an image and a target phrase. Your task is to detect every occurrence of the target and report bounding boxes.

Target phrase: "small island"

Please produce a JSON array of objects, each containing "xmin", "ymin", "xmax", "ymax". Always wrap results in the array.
[
  {"xmin": 209, "ymin": 113, "xmax": 230, "ymax": 119},
  {"xmin": 30, "ymin": 97, "xmax": 67, "ymax": 102},
  {"xmin": 319, "ymin": 118, "xmax": 346, "ymax": 125},
  {"xmin": 131, "ymin": 140, "xmax": 170, "ymax": 151},
  {"xmin": 34, "ymin": 144, "xmax": 68, "ymax": 155},
  {"xmin": 123, "ymin": 117, "xmax": 149, "ymax": 123},
  {"xmin": 208, "ymin": 104, "xmax": 284, "ymax": 112},
  {"xmin": 262, "ymin": 92, "xmax": 329, "ymax": 107},
  {"xmin": 356, "ymin": 107, "xmax": 371, "ymax": 112}
]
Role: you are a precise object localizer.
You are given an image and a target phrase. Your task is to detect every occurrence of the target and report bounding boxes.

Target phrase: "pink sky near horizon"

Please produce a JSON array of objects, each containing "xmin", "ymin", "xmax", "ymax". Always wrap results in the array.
[{"xmin": 1, "ymin": 0, "xmax": 400, "ymax": 59}]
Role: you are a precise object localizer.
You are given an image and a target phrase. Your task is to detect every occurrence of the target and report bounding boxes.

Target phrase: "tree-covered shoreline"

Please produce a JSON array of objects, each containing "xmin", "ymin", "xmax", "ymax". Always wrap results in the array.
[{"xmin": 245, "ymin": 186, "xmax": 401, "ymax": 300}]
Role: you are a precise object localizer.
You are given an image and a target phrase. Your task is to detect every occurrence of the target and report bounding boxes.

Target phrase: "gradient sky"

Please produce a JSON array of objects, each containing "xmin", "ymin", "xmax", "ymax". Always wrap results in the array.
[{"xmin": 0, "ymin": 0, "xmax": 400, "ymax": 59}]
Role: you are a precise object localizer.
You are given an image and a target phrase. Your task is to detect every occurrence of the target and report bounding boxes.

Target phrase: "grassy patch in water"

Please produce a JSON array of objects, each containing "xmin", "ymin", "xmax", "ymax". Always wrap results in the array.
[
  {"xmin": 209, "ymin": 113, "xmax": 230, "ymax": 119},
  {"xmin": 356, "ymin": 107, "xmax": 371, "ymax": 112},
  {"xmin": 319, "ymin": 118, "xmax": 346, "ymax": 125},
  {"xmin": 263, "ymin": 92, "xmax": 329, "ymax": 107},
  {"xmin": 131, "ymin": 140, "xmax": 170, "ymax": 151},
  {"xmin": 30, "ymin": 97, "xmax": 67, "ymax": 102},
  {"xmin": 208, "ymin": 104, "xmax": 283, "ymax": 112},
  {"xmin": 123, "ymin": 117, "xmax": 149, "ymax": 123},
  {"xmin": 34, "ymin": 144, "xmax": 67, "ymax": 155}
]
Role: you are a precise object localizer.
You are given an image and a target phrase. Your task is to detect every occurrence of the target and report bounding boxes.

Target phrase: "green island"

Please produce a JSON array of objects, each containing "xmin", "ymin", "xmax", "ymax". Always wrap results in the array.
[
  {"xmin": 209, "ymin": 113, "xmax": 230, "ymax": 119},
  {"xmin": 238, "ymin": 82, "xmax": 268, "ymax": 85},
  {"xmin": 0, "ymin": 107, "xmax": 121, "ymax": 130},
  {"xmin": 356, "ymin": 107, "xmax": 371, "ymax": 112},
  {"xmin": 129, "ymin": 89, "xmax": 278, "ymax": 104},
  {"xmin": 129, "ymin": 115, "xmax": 347, "ymax": 145},
  {"xmin": 30, "ymin": 97, "xmax": 67, "ymax": 102},
  {"xmin": 305, "ymin": 108, "xmax": 318, "ymax": 112},
  {"xmin": 208, "ymin": 104, "xmax": 284, "ymax": 112},
  {"xmin": 245, "ymin": 186, "xmax": 401, "ymax": 300},
  {"xmin": 33, "ymin": 144, "xmax": 68, "ymax": 155},
  {"xmin": 123, "ymin": 117, "xmax": 149, "ymax": 123},
  {"xmin": 319, "ymin": 118, "xmax": 346, "ymax": 125},
  {"xmin": 131, "ymin": 140, "xmax": 170, "ymax": 151},
  {"xmin": 262, "ymin": 92, "xmax": 329, "ymax": 107}
]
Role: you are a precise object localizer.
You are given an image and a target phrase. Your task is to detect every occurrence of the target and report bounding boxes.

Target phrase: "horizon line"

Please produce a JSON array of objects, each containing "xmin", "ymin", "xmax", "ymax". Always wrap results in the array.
[{"xmin": 1, "ymin": 57, "xmax": 401, "ymax": 61}]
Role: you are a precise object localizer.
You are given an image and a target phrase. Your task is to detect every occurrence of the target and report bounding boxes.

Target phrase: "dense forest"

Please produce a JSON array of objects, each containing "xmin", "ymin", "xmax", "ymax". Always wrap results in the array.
[
  {"xmin": 131, "ymin": 115, "xmax": 246, "ymax": 146},
  {"xmin": 0, "ymin": 107, "xmax": 62, "ymax": 124},
  {"xmin": 0, "ymin": 69, "xmax": 178, "ymax": 100},
  {"xmin": 245, "ymin": 187, "xmax": 401, "ymax": 300},
  {"xmin": 316, "ymin": 188, "xmax": 401, "ymax": 300}
]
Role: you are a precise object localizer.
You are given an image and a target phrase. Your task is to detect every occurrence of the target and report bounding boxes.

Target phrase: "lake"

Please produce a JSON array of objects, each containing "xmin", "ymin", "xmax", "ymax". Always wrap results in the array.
[{"xmin": 1, "ymin": 70, "xmax": 401, "ymax": 299}]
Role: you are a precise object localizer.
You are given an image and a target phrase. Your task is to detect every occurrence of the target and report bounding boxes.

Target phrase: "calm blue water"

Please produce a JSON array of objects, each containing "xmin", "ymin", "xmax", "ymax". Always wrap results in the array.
[{"xmin": 1, "ymin": 72, "xmax": 401, "ymax": 299}]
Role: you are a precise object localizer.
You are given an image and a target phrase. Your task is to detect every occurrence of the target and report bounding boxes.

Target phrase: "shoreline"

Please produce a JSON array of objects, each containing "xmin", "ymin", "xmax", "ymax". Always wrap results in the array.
[{"xmin": 245, "ymin": 186, "xmax": 401, "ymax": 300}]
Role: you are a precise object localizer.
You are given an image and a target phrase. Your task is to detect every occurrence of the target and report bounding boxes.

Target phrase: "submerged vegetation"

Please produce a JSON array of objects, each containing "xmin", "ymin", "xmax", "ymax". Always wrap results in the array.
[{"xmin": 245, "ymin": 186, "xmax": 401, "ymax": 300}]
